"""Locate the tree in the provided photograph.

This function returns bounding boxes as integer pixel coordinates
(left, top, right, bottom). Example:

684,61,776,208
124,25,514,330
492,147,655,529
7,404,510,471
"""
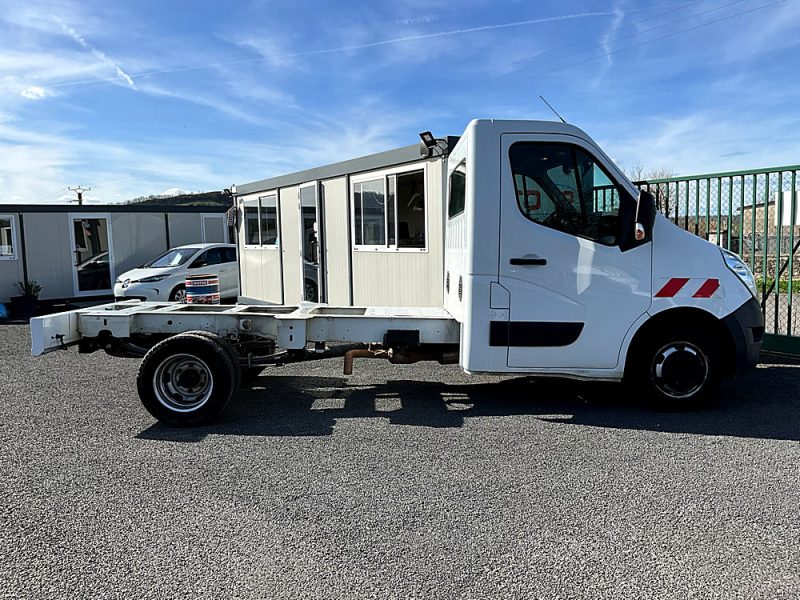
625,163,676,218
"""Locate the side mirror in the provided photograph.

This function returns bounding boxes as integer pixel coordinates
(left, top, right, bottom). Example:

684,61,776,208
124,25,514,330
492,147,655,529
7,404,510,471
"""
190,259,207,269
634,189,656,241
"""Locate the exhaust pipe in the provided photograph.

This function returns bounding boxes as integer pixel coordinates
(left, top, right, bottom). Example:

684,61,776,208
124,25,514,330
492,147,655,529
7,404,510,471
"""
343,348,390,375
343,345,459,374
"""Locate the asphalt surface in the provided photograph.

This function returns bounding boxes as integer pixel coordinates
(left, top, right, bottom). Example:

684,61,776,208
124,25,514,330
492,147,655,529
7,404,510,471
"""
1,324,798,599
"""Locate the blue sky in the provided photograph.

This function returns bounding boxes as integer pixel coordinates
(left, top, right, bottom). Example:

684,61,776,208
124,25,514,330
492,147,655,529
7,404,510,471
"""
1,0,799,204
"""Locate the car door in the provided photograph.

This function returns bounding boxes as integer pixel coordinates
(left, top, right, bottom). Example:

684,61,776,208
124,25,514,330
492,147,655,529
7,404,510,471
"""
190,247,222,279
220,247,239,297
497,134,652,370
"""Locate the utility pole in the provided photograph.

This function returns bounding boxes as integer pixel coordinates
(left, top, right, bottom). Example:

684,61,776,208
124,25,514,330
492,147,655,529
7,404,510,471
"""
68,186,91,205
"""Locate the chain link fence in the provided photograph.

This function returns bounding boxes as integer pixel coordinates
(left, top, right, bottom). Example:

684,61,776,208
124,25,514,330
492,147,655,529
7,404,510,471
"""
636,166,800,350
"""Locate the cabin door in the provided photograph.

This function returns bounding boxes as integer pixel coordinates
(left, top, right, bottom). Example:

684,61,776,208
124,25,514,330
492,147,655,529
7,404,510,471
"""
69,214,115,297
300,183,325,302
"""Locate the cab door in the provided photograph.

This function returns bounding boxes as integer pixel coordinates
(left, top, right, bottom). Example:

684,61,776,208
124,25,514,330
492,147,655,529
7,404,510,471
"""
497,134,651,370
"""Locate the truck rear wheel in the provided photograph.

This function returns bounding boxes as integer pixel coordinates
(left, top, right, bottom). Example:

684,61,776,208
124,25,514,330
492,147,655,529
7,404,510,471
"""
183,330,242,396
137,333,237,426
634,326,721,409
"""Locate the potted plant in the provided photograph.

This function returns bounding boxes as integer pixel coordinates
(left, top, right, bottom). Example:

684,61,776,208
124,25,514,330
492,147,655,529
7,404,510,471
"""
10,280,42,321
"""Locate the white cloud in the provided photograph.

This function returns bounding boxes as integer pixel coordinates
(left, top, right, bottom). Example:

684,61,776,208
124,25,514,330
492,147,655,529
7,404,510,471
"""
600,111,800,175
20,86,47,100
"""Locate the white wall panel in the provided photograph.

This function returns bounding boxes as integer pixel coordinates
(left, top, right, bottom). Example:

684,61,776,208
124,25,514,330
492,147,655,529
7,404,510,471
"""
321,177,351,305
280,186,302,304
168,213,203,247
110,213,168,275
24,213,74,300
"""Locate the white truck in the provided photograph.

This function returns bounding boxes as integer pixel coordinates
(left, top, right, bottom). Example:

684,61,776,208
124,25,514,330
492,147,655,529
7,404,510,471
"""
30,119,764,425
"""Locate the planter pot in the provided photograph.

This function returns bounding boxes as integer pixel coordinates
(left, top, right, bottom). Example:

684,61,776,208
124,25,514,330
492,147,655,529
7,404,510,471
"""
9,295,38,321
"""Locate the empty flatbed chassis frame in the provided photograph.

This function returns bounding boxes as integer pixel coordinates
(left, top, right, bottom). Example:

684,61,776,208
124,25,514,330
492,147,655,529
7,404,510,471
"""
30,300,460,358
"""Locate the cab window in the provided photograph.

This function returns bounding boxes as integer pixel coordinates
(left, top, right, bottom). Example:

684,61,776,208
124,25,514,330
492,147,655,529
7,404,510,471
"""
448,162,466,218
509,142,631,245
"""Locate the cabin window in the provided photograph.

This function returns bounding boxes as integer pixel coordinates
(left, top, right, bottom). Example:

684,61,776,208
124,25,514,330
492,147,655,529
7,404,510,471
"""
395,170,425,248
509,142,631,246
448,163,466,218
352,168,426,251
243,196,279,247
244,204,260,245
259,195,279,246
354,178,386,246
0,216,17,260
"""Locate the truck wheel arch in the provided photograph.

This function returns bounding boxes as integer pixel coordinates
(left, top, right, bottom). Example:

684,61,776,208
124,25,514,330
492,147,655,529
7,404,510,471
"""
624,307,737,380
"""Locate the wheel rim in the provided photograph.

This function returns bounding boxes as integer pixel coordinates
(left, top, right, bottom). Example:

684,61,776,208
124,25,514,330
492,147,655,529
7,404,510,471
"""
651,341,709,399
173,288,186,303
304,283,317,302
153,353,214,412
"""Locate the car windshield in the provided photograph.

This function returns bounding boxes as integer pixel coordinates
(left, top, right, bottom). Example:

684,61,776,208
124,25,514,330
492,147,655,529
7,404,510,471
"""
144,247,200,268
78,251,108,269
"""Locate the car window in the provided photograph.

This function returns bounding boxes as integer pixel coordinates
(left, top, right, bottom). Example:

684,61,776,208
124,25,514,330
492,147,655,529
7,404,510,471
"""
203,248,222,266
147,247,201,268
222,247,237,263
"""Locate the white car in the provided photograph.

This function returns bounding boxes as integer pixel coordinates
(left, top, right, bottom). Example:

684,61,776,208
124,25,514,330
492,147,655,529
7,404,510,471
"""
114,243,238,303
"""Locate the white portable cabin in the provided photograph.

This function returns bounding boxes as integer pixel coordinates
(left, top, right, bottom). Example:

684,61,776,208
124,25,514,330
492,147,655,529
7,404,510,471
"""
0,204,230,303
234,138,459,308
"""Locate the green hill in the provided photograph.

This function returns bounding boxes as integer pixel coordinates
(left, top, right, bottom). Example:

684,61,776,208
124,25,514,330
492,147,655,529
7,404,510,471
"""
125,191,232,207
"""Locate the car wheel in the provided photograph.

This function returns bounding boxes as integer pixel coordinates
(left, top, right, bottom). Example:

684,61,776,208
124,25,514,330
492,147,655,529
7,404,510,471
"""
170,285,187,303
304,279,318,302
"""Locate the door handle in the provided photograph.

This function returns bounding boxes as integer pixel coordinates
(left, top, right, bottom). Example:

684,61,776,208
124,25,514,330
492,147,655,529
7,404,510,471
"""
510,257,547,266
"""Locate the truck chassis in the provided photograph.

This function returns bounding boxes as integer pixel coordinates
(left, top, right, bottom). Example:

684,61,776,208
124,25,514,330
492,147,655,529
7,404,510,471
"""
31,300,461,425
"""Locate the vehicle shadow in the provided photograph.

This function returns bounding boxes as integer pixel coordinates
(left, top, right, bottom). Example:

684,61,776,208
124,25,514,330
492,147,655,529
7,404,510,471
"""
137,356,800,443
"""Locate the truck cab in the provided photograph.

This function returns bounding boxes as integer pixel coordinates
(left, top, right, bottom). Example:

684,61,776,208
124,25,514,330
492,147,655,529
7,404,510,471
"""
445,119,762,403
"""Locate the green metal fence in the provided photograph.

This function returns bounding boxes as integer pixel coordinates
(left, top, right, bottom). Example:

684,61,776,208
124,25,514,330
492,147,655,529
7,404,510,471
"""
635,165,800,355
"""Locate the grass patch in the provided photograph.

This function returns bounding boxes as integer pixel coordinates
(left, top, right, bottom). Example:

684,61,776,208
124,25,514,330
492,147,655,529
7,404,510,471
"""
756,278,800,293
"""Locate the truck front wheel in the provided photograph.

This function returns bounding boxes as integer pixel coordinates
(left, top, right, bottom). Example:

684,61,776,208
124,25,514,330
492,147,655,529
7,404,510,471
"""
137,333,237,426
634,327,721,409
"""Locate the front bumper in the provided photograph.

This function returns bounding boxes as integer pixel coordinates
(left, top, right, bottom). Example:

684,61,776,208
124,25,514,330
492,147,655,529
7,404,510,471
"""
113,282,162,301
722,296,764,375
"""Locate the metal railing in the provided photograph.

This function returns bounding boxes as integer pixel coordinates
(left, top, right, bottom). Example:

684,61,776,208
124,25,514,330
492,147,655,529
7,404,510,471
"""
635,165,800,354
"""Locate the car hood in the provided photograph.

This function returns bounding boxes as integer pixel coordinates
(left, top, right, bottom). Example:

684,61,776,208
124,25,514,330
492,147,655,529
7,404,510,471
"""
117,267,179,283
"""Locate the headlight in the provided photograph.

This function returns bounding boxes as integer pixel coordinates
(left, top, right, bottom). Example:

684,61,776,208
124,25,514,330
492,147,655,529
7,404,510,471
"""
133,274,169,283
721,249,757,298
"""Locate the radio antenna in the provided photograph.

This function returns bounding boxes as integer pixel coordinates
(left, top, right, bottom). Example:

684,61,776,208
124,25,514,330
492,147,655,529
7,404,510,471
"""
539,95,567,124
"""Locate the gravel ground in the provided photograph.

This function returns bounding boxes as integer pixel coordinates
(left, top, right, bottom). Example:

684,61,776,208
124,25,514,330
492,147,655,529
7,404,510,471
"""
1,324,798,599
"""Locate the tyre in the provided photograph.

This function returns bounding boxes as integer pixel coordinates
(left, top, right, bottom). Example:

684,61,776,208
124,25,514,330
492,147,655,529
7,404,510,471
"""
170,285,187,303
183,331,242,396
633,325,720,409
136,333,237,426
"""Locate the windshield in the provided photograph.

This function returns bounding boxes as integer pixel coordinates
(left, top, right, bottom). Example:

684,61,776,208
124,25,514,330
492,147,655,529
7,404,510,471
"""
78,251,108,269
144,247,200,268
